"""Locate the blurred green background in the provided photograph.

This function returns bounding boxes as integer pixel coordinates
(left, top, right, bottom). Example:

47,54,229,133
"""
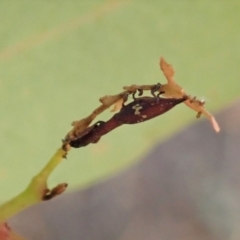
0,0,239,203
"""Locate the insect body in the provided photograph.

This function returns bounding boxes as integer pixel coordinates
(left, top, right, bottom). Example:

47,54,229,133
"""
69,96,186,148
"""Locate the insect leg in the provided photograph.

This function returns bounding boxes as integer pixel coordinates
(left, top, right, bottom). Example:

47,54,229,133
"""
150,83,162,97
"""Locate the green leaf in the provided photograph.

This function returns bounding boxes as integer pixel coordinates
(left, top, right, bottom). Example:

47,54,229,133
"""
0,1,239,203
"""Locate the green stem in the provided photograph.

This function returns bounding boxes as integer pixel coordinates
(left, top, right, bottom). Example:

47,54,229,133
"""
0,148,65,222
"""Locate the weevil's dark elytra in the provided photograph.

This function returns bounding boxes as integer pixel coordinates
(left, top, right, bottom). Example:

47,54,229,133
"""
69,96,186,148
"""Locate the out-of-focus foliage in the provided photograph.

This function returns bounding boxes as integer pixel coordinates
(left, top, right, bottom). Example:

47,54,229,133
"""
0,0,239,202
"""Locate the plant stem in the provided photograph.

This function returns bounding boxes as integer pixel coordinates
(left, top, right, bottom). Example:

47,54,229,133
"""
0,148,66,222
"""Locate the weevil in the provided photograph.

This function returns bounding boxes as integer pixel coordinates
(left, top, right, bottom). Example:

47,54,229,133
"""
69,95,187,148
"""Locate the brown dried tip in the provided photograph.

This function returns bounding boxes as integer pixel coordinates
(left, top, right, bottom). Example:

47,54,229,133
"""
184,98,220,132
64,117,93,144
99,92,129,112
110,98,124,112
99,94,122,106
159,57,220,132
160,57,175,82
64,92,130,145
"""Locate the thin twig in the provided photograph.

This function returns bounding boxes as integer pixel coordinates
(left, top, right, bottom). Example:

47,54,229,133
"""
0,148,66,223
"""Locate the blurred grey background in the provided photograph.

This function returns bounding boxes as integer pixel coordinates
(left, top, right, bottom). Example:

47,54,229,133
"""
10,100,240,240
